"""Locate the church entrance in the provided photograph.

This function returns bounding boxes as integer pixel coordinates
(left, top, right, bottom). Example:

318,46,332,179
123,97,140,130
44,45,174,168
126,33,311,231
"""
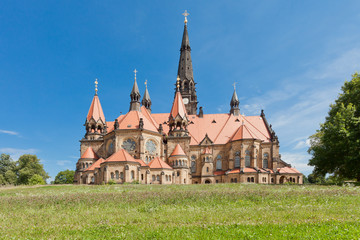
279,176,285,184
205,179,211,184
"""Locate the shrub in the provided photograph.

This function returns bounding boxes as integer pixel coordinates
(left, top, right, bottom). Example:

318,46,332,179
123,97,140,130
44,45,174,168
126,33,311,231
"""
107,179,116,185
28,174,46,185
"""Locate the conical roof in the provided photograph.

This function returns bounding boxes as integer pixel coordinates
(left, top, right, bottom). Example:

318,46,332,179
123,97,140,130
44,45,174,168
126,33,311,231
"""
143,87,151,101
170,91,187,119
81,147,99,159
170,144,187,156
105,149,138,163
149,157,172,169
87,95,105,122
177,24,194,83
231,89,239,106
131,78,140,96
85,158,104,171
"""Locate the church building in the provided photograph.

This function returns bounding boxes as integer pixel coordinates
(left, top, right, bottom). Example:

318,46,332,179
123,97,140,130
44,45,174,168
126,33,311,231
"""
74,12,303,185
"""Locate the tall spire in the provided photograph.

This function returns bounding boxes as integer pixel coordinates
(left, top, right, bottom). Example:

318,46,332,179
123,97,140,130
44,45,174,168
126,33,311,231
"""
230,83,240,116
141,79,152,112
129,69,141,111
176,10,198,115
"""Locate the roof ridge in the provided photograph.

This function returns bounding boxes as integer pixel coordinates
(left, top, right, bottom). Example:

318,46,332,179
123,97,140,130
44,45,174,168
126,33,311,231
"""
242,116,270,140
213,114,232,142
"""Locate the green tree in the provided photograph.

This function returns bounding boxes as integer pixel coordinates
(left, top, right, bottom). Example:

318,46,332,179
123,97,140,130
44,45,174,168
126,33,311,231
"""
0,154,16,176
54,170,75,184
308,73,360,181
28,174,46,185
4,170,17,185
0,174,5,185
16,154,49,185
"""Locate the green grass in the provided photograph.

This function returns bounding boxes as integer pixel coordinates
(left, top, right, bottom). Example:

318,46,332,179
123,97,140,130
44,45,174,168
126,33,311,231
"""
0,184,359,239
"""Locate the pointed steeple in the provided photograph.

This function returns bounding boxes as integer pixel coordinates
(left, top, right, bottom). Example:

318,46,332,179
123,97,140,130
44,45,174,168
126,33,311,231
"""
168,76,189,136
84,79,106,139
129,69,141,111
176,11,197,115
141,79,152,112
230,83,240,116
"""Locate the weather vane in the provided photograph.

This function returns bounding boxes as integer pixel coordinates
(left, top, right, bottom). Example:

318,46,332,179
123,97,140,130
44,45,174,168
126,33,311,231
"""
182,10,189,24
134,69,138,80
95,78,98,95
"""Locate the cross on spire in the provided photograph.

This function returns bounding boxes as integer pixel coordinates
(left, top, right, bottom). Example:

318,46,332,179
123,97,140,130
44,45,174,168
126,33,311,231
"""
182,10,189,24
95,78,98,95
134,69,138,80
145,79,148,89
233,82,237,90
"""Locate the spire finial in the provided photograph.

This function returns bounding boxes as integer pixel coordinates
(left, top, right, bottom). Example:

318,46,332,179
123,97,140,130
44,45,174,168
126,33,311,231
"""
176,75,180,91
95,78,98,95
182,10,189,25
233,82,237,90
134,69,138,81
145,79,148,89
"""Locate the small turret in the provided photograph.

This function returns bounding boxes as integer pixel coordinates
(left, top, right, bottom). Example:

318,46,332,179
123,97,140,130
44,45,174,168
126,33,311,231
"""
84,79,106,140
129,69,141,111
230,84,240,116
141,79,152,113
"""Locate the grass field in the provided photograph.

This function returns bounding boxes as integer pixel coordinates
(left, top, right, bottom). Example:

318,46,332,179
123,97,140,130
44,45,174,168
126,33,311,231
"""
0,184,360,239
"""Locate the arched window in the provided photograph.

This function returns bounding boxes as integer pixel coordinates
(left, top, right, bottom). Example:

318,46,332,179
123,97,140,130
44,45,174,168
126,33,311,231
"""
247,177,250,182
146,156,148,163
251,177,254,182
141,174,144,181
245,150,251,167
263,153,269,168
120,172,124,179
91,176,94,183
191,161,196,173
111,172,114,179
176,160,178,166
86,163,89,168
234,151,240,168
216,155,222,170
234,178,237,183
177,171,180,176
231,178,234,183
157,175,160,181
115,171,119,179
131,171,135,180
166,175,168,181
169,175,171,181
152,175,155,181
206,167,209,172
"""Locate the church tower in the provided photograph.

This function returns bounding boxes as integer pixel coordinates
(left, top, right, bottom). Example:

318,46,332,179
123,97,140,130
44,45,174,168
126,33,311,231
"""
84,79,107,140
230,85,240,116
176,10,198,115
141,80,152,113
129,69,141,111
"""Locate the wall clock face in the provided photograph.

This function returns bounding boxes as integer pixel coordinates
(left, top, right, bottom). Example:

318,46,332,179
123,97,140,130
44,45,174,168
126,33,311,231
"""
183,98,189,104
146,140,156,154
122,139,136,152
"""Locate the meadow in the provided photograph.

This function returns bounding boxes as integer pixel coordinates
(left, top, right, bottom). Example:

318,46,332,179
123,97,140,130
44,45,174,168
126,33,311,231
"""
0,184,359,239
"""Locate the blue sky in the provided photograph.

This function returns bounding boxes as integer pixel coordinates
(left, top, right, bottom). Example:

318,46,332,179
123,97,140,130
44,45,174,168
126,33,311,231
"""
1,1,360,181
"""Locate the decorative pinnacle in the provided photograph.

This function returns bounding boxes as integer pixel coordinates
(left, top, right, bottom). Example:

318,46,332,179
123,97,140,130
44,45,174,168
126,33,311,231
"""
176,75,180,91
182,10,189,25
134,69,138,81
95,78,98,95
145,79,148,89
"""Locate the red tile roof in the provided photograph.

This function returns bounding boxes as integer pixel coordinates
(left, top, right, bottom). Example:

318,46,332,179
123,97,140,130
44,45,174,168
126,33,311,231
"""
107,106,158,133
87,95,105,122
81,147,99,159
214,170,226,176
170,144,187,156
148,157,172,169
135,159,148,167
151,113,271,145
170,91,187,119
105,149,138,163
85,158,104,171
277,167,301,174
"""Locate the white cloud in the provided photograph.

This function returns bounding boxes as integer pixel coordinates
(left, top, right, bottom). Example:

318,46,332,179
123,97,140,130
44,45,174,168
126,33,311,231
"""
56,160,72,166
281,152,313,176
0,148,38,160
0,129,19,136
293,139,311,150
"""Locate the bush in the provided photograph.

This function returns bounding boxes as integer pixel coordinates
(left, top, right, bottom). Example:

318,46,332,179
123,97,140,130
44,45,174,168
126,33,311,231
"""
107,179,116,185
28,174,46,185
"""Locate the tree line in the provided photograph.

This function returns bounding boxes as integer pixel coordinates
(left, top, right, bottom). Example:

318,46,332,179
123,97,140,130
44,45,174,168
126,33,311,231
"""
0,154,74,185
